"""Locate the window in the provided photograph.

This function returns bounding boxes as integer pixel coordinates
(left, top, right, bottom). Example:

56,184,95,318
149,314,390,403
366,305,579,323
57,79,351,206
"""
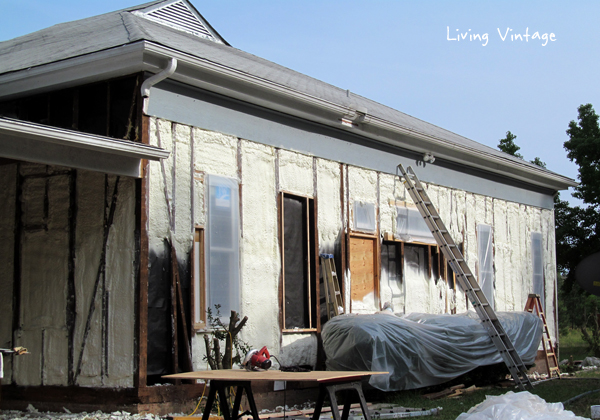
206,175,240,323
353,201,376,233
531,232,545,309
396,206,435,244
477,224,495,309
381,242,403,308
281,193,317,331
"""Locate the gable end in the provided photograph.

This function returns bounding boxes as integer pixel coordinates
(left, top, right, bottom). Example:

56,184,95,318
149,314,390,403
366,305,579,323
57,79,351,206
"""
132,0,223,43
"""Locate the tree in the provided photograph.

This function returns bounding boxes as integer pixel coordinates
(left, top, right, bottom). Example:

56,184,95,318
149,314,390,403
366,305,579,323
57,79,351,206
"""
556,104,600,356
558,104,600,288
498,130,523,158
565,104,600,208
203,305,250,370
530,157,546,168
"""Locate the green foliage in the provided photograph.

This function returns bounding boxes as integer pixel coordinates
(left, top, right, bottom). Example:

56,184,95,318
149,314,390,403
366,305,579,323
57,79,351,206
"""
497,130,545,166
580,295,600,357
556,103,600,355
383,378,600,420
204,305,251,369
498,130,523,158
530,156,547,168
565,104,600,208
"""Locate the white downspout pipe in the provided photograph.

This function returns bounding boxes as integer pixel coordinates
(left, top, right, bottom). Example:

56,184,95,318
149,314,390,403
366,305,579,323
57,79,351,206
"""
141,57,178,114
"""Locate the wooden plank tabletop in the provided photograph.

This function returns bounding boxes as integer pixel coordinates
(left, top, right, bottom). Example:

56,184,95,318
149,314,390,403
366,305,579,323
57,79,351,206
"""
163,370,387,382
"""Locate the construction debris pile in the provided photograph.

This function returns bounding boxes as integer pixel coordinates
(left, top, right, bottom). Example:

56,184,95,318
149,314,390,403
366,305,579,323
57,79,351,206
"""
322,311,542,391
0,406,161,420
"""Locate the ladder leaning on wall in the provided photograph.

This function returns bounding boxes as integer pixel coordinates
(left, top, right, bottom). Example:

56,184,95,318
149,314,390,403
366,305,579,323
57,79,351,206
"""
320,254,344,320
524,294,561,379
397,164,533,391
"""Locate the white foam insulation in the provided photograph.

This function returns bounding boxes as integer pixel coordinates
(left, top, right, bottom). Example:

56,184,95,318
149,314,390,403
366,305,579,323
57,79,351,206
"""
1,162,136,388
144,116,558,370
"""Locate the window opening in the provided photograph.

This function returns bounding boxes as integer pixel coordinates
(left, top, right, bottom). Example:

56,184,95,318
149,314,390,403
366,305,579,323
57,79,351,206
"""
381,241,403,309
281,193,317,331
531,232,545,310
396,206,435,244
477,224,494,309
207,175,240,323
404,244,429,282
353,201,376,233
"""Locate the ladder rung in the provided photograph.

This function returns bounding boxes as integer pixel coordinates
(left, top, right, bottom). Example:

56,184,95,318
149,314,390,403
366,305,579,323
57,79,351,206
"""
398,164,532,391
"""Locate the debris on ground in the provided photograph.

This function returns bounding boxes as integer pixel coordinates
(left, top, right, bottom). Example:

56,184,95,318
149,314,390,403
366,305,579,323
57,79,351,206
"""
456,391,587,420
335,404,442,420
422,384,484,400
0,408,163,420
581,357,600,368
240,403,441,419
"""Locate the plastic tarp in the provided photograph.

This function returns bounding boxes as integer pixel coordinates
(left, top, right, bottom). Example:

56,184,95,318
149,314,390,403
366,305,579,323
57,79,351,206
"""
456,391,587,420
322,311,543,391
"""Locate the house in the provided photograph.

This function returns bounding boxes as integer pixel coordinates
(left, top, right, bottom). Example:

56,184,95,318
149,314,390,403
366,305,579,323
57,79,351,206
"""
0,0,576,414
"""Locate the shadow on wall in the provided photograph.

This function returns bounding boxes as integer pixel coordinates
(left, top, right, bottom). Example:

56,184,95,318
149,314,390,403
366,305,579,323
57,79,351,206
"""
147,238,191,385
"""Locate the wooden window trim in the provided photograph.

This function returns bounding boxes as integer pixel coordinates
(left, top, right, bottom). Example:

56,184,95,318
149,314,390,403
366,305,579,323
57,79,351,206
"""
192,226,206,330
280,192,318,332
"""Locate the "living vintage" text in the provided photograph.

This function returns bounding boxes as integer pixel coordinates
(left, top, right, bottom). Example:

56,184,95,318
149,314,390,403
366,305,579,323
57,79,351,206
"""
446,27,556,46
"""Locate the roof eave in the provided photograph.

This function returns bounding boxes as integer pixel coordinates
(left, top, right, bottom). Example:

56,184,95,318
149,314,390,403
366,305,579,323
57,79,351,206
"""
0,42,149,100
0,41,577,190
0,117,169,177
142,43,577,192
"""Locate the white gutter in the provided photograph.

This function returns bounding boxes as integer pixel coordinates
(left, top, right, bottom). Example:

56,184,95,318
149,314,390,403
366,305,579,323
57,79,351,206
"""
0,41,576,190
140,43,577,191
0,117,169,160
0,117,169,178
141,57,177,114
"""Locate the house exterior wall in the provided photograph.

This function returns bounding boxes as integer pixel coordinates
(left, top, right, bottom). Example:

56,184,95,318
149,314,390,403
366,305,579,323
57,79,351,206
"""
145,115,557,371
149,82,556,210
0,163,136,387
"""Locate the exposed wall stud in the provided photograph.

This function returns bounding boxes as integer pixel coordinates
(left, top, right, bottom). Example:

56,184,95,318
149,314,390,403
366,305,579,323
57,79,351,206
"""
66,169,77,385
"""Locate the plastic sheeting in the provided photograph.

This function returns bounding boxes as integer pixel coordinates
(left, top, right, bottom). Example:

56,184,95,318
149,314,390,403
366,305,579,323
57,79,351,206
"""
456,391,587,420
322,311,543,391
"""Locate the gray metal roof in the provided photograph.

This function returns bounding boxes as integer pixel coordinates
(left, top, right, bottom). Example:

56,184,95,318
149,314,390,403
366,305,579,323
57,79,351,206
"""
0,0,575,189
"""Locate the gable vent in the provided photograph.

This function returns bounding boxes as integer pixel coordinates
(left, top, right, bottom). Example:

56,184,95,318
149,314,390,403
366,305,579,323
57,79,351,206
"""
135,1,221,42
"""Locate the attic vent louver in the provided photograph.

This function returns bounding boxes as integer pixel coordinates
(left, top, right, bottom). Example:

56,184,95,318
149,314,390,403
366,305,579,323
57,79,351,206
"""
134,0,221,43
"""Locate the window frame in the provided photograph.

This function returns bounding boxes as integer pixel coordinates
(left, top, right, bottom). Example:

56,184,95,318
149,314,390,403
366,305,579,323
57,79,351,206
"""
280,191,319,333
352,200,377,234
192,227,206,330
531,232,545,310
477,224,495,309
205,174,241,325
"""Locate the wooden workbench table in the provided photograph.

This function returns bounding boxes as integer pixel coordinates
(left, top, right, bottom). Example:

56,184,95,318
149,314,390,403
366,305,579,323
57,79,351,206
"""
164,370,387,420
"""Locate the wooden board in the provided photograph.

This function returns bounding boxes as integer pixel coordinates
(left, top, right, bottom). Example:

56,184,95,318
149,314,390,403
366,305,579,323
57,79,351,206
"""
163,370,387,383
349,236,377,301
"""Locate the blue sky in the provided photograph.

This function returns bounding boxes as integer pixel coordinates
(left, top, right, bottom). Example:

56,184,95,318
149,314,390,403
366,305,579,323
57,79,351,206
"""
1,1,598,204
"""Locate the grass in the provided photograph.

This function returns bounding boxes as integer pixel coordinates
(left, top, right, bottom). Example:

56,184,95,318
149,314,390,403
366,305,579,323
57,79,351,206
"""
560,328,590,362
376,330,600,420
380,374,600,420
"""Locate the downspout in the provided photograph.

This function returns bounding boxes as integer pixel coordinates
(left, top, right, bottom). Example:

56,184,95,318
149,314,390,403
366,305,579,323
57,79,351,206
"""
141,57,178,114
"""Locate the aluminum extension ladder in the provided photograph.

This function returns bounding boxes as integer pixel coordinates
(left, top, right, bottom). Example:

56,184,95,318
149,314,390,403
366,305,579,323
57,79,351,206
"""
397,164,533,390
524,294,561,379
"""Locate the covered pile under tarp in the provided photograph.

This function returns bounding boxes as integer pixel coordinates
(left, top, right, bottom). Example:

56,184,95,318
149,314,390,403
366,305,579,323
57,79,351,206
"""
322,311,543,391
